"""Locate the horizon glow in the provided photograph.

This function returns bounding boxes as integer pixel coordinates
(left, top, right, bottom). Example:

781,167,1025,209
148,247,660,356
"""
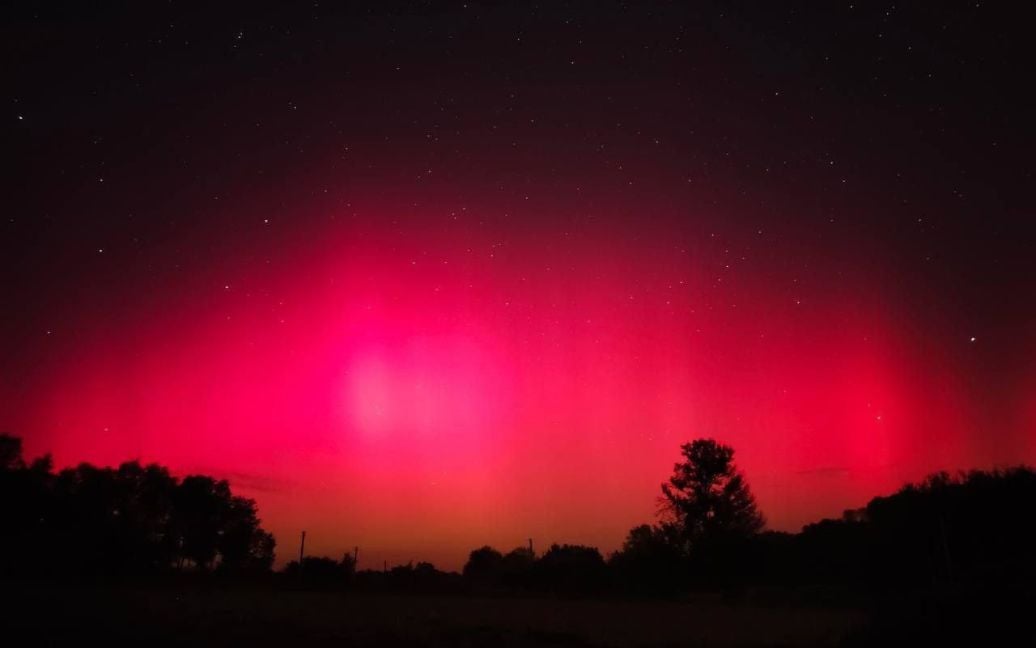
5,4,1033,573
8,188,1032,571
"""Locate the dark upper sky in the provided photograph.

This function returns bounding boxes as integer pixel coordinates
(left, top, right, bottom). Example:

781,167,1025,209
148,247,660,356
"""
3,2,1034,567
7,2,1034,328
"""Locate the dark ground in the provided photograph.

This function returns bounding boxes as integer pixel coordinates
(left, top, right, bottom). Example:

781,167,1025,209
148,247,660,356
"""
1,586,863,647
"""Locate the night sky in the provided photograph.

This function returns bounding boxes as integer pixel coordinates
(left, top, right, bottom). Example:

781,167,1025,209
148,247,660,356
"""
4,2,1034,570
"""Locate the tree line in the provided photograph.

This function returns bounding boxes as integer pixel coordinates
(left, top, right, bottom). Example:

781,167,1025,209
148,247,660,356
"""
2,433,1034,598
0,435,274,580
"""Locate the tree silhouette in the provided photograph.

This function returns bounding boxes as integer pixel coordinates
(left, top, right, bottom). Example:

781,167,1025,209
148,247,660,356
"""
218,495,276,574
0,434,25,470
500,545,535,588
863,467,1036,587
0,434,274,579
660,438,764,551
532,544,607,593
462,545,504,585
608,524,685,595
173,475,232,569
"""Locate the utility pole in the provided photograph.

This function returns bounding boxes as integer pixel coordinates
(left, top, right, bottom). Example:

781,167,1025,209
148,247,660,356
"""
528,537,534,556
353,546,359,566
299,530,306,564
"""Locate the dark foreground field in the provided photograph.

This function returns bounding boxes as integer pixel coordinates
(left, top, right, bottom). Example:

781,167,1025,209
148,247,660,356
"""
1,587,864,647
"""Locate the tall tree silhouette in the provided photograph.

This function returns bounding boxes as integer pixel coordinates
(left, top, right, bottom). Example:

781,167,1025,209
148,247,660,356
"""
660,438,764,550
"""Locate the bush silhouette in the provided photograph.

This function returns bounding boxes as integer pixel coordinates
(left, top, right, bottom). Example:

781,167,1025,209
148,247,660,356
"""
608,524,686,596
283,555,353,588
500,545,536,589
462,545,505,586
531,544,607,594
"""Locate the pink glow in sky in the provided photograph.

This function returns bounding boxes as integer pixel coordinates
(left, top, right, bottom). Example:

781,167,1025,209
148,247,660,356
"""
7,183,1033,571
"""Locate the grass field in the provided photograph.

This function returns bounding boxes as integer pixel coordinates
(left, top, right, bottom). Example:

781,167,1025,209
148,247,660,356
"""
2,587,864,646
